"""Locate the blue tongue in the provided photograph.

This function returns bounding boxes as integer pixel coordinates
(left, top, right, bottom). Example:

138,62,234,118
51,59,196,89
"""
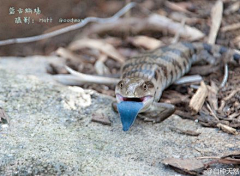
117,101,144,131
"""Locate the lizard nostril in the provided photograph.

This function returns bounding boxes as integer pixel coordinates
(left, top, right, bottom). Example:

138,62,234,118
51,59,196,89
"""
134,92,138,97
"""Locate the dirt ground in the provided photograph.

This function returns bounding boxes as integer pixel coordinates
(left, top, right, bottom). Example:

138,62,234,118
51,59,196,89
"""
1,0,240,56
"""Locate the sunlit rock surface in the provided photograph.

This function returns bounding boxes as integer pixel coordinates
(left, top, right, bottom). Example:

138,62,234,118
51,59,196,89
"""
0,56,239,175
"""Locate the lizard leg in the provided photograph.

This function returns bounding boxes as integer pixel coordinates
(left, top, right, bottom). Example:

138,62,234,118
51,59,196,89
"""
112,101,118,112
138,102,175,123
195,50,218,65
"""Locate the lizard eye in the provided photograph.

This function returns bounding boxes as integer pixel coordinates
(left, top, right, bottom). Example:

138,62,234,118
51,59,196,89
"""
119,82,123,89
143,83,148,91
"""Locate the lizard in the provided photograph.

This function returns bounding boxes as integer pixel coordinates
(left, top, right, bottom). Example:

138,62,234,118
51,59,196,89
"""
112,42,240,131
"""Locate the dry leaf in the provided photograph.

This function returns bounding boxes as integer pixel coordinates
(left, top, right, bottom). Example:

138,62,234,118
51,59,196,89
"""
208,0,223,44
103,37,122,47
207,81,218,111
203,151,240,166
170,12,204,25
190,81,208,113
219,151,240,165
217,123,238,135
163,158,205,175
128,36,162,50
68,38,125,64
149,14,205,41
169,126,201,136
165,1,194,15
164,152,240,175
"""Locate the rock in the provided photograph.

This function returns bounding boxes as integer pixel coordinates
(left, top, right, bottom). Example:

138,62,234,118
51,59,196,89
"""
0,56,239,175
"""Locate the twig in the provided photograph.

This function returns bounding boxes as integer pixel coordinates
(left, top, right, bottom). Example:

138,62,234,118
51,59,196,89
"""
0,2,136,46
85,14,204,41
228,112,239,119
218,100,225,111
169,126,201,136
223,88,240,101
54,74,90,86
65,66,120,85
220,64,228,88
197,156,220,160
221,22,240,32
206,103,219,121
164,1,195,15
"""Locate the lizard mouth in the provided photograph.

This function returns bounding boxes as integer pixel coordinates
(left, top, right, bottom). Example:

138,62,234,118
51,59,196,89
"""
116,94,152,103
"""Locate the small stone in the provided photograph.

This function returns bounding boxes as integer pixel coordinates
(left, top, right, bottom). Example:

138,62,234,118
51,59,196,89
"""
91,113,111,126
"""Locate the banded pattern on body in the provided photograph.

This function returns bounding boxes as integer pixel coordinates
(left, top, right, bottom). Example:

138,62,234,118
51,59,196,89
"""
115,42,240,131
121,42,240,94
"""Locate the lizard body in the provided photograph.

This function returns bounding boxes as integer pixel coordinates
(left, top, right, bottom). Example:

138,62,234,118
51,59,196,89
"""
114,42,240,130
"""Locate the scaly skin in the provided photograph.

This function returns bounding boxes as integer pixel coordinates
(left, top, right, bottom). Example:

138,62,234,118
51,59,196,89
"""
114,42,240,122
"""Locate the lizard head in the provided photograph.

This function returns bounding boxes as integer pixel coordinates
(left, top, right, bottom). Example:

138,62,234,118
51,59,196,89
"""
115,77,155,111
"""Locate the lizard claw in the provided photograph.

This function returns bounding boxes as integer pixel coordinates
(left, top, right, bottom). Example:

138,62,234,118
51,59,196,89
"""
144,117,156,123
144,117,149,121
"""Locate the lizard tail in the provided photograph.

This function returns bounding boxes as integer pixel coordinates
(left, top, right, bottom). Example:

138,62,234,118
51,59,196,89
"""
201,43,240,62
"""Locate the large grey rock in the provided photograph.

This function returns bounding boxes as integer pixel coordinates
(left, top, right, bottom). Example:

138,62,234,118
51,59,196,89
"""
0,56,239,176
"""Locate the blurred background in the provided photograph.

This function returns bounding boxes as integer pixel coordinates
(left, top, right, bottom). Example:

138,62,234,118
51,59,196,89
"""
0,0,128,56
1,0,240,56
